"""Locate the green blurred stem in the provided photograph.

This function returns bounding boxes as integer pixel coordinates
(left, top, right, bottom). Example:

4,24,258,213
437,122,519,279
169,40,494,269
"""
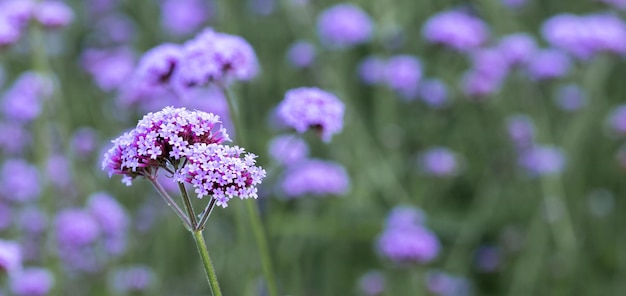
192,230,223,296
508,210,548,296
219,84,279,296
148,177,192,231
178,182,198,229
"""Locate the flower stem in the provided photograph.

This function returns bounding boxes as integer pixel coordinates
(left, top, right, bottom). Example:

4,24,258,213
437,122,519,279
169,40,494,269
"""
178,182,198,229
197,197,217,231
148,177,192,231
192,230,223,296
220,84,279,296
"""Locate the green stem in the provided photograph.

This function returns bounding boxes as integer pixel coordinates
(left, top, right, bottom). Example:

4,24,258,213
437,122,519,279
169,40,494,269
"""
178,182,198,229
148,177,192,230
220,84,279,296
192,230,223,296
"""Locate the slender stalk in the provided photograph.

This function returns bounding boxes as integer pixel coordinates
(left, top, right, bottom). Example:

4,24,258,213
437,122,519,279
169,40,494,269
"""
219,84,279,296
148,177,192,230
197,197,218,231
192,230,223,296
178,182,198,229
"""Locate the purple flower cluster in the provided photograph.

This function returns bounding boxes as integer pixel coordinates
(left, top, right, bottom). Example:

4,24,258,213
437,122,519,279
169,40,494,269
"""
87,192,129,254
600,0,626,9
0,159,41,203
497,33,537,66
268,135,309,165
316,3,373,49
286,41,316,68
426,270,471,296
10,268,55,296
542,14,626,60
418,147,461,177
277,87,345,142
281,159,349,198
607,105,626,136
111,265,155,293
357,270,385,296
462,49,509,98
0,0,73,47
161,0,211,36
0,239,21,274
419,79,449,108
506,114,536,151
422,10,489,52
1,72,53,123
358,56,386,85
525,49,571,80
81,47,136,92
102,107,265,207
555,84,587,112
358,55,423,100
518,145,566,176
377,206,440,264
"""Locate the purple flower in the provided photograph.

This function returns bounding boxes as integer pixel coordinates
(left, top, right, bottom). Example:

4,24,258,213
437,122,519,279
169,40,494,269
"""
93,14,136,44
173,28,259,90
87,192,129,254
248,0,275,16
81,47,135,91
161,0,211,36
316,3,373,48
498,33,537,66
56,209,101,248
555,84,587,112
0,240,21,274
518,145,566,175
422,10,489,52
34,1,74,29
277,87,345,142
10,268,54,296
608,105,626,136
0,0,35,29
17,207,48,235
358,270,385,296
0,202,12,230
2,72,53,122
0,159,40,202
526,49,571,80
461,70,504,98
0,122,31,154
268,135,309,165
286,41,316,68
71,127,98,157
111,265,155,293
418,147,460,177
506,114,535,151
358,56,386,85
281,159,349,197
377,223,440,264
419,78,449,108
384,55,422,100
0,15,21,47
474,246,501,272
502,0,527,9
426,270,471,296
46,155,72,190
134,43,183,87
386,206,426,229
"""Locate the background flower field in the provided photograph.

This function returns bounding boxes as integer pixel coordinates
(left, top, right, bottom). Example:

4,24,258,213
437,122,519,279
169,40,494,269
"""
1,0,626,295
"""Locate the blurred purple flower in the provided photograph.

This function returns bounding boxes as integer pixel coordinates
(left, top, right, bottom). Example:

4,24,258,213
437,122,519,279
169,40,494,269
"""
600,0,626,9
134,43,183,87
384,55,422,100
475,246,502,272
281,159,349,197
0,159,40,203
418,147,461,177
526,49,571,80
358,270,385,296
317,3,373,48
93,14,136,44
518,145,566,175
0,202,11,230
0,0,35,29
161,0,211,36
608,105,626,136
2,72,53,122
18,207,48,235
111,265,155,293
46,155,72,190
419,78,449,108
0,15,21,47
268,135,309,165
277,87,345,142
358,56,386,85
87,192,129,255
377,223,440,264
386,206,426,229
10,268,54,296
0,239,22,274
55,209,101,248
498,33,537,66
71,127,98,157
506,114,535,151
422,10,489,52
426,270,471,296
470,48,509,83
286,41,316,68
34,1,74,29
81,47,135,91
0,122,31,154
461,70,504,98
555,84,587,112
248,0,275,16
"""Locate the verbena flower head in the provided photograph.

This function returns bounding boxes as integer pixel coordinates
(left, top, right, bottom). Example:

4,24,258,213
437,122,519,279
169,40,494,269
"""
161,0,211,36
555,84,587,112
277,87,345,142
0,159,40,203
134,43,183,87
46,155,72,190
461,70,504,98
17,207,48,235
316,3,373,48
526,49,571,80
281,159,349,197
377,209,440,264
419,78,449,108
518,145,566,176
0,239,21,274
102,107,265,208
0,202,12,231
34,1,74,29
0,122,31,155
111,265,155,293
0,0,35,30
498,33,537,66
0,15,21,47
506,114,535,151
384,55,422,100
10,267,55,296
268,135,309,165
81,47,135,91
358,270,385,296
358,56,386,85
55,209,101,248
418,147,461,177
286,41,316,68
93,14,136,45
1,72,53,122
422,10,489,52
386,206,427,229
173,28,259,91
474,245,502,273
426,270,471,296
71,127,98,157
87,192,129,254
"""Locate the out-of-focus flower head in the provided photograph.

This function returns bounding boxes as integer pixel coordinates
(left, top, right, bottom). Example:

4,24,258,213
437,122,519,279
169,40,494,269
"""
518,145,566,176
55,209,101,249
0,159,40,203
87,192,129,255
268,135,309,165
600,0,626,9
17,207,48,235
0,122,31,155
386,206,427,229
46,155,73,190
34,1,74,29
134,43,183,88
1,72,53,122
111,265,155,293
286,41,316,68
419,78,449,108
277,87,345,142
0,202,12,231
377,207,440,264
474,245,502,272
358,56,386,85
469,48,509,82
281,159,349,197
607,104,626,136
93,14,136,45
248,0,275,16
0,240,21,274
555,84,587,112
383,55,422,100
506,114,535,151
526,49,571,80
71,127,99,157
357,270,385,296
423,10,489,52
10,267,55,296
542,14,626,60
316,3,373,49
0,15,22,47
461,70,504,98
426,270,471,296
418,147,461,177
0,0,35,29
161,0,211,36
498,33,537,66
81,47,135,91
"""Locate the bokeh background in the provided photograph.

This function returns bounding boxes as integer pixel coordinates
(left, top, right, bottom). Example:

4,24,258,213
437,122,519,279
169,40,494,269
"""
1,0,626,295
